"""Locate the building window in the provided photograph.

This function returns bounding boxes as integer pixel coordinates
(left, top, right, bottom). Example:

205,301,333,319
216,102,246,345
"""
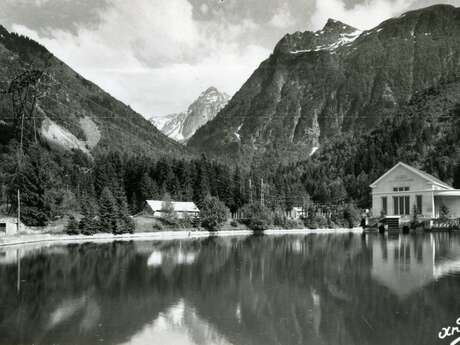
393,196,410,215
381,197,387,215
393,187,410,192
405,196,410,214
416,195,422,214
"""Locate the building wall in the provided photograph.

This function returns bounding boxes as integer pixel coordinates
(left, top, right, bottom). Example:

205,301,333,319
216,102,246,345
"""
371,165,438,220
0,221,18,236
153,211,199,219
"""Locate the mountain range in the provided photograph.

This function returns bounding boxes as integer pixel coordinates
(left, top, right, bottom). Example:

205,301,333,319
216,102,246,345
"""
151,87,229,143
188,4,460,166
0,25,187,158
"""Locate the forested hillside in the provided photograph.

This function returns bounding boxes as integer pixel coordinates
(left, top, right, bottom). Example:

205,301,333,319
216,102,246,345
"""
266,80,460,209
0,24,189,227
189,5,460,166
0,25,187,157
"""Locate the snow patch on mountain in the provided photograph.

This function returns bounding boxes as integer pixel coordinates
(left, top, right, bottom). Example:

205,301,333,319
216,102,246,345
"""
234,124,243,141
310,146,319,156
290,28,362,54
150,113,187,142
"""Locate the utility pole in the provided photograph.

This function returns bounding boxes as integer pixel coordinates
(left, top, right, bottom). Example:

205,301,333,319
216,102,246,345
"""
249,178,253,204
17,248,21,294
17,189,20,233
260,178,264,207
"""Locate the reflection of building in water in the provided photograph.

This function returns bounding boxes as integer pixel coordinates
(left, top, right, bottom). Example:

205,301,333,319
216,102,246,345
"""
135,242,198,270
0,248,20,265
0,245,68,266
371,234,460,298
147,248,197,271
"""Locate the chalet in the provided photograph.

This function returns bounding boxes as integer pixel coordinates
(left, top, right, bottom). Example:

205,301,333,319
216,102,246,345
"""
370,162,460,221
144,200,199,219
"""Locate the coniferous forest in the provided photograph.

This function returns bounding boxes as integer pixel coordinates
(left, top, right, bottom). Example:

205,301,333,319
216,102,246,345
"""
1,85,460,232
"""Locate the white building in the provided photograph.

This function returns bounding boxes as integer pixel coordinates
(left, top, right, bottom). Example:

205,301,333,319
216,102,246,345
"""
287,207,303,219
0,217,21,236
144,200,199,219
370,162,460,221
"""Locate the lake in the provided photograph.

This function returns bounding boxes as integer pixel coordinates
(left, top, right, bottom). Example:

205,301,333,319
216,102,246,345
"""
0,233,459,345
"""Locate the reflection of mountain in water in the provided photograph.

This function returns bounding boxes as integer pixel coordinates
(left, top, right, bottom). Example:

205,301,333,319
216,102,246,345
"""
121,299,232,345
0,235,459,345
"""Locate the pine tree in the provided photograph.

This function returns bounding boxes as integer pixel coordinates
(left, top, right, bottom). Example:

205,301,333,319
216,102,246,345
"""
230,167,244,216
113,185,134,234
12,145,55,226
98,187,118,233
66,215,80,235
139,173,157,200
193,162,210,207
79,193,98,235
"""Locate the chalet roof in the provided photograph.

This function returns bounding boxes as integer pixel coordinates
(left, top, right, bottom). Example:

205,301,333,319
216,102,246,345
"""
370,162,453,189
146,200,199,213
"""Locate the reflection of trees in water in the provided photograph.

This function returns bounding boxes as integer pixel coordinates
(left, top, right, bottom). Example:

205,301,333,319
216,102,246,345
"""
177,235,370,345
0,242,178,345
0,234,459,345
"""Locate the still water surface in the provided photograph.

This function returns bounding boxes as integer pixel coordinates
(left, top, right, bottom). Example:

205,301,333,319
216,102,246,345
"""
0,233,460,345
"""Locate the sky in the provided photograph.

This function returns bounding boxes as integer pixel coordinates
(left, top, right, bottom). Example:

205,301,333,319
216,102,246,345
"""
0,0,458,117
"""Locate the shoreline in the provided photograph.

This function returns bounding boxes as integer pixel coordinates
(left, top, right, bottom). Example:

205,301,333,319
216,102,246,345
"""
0,228,364,248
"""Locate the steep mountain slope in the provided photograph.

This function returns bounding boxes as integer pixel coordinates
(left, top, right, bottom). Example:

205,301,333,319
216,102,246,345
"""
270,78,460,208
151,87,229,142
189,5,460,165
0,25,188,158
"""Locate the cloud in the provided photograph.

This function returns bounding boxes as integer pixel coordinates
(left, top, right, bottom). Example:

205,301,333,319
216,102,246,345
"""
5,0,454,117
270,3,295,28
311,0,415,30
0,0,109,35
10,0,270,116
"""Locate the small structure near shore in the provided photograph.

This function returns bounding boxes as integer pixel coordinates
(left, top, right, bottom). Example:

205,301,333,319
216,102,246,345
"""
0,217,24,236
144,200,199,219
287,207,304,219
370,162,460,228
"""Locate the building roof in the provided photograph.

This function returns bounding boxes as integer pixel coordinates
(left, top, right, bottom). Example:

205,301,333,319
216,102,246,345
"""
0,217,18,224
146,200,199,213
370,162,453,189
434,190,460,197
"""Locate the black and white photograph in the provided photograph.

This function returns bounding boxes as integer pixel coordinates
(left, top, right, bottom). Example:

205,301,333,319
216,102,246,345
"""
0,0,460,344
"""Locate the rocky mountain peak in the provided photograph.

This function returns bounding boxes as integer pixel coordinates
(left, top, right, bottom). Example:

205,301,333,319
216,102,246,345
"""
322,19,356,33
203,86,219,94
274,17,361,55
151,86,229,143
